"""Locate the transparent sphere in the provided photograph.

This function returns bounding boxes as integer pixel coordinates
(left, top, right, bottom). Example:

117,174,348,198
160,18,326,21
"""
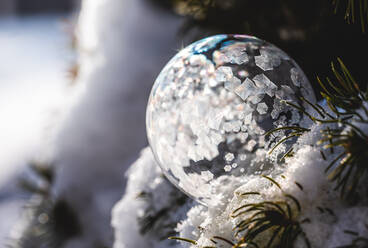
146,34,315,205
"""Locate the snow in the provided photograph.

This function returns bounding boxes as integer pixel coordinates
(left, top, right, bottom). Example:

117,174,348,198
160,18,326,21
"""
112,148,191,248
0,15,72,187
0,15,73,245
111,148,163,248
113,103,368,247
51,0,185,247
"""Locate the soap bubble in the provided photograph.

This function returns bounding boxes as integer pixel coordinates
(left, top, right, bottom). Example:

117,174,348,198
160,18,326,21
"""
146,34,315,205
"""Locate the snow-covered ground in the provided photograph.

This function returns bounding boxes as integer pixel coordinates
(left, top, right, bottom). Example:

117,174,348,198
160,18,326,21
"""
0,15,73,245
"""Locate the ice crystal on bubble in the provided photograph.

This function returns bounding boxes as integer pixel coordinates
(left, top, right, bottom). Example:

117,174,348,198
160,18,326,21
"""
224,153,235,162
255,55,273,71
245,139,257,151
249,93,264,104
234,78,257,100
239,154,247,161
215,66,233,82
290,67,302,87
238,132,248,143
221,45,249,65
255,48,282,71
224,165,232,172
243,113,253,125
276,85,295,100
271,99,285,120
201,171,214,182
231,120,242,132
146,34,315,205
224,76,241,91
232,53,249,65
257,102,268,114
253,73,278,97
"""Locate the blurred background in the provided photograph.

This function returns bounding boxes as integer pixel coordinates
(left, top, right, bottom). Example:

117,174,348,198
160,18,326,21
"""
0,1,184,247
0,0,79,14
0,0,80,245
0,0,367,248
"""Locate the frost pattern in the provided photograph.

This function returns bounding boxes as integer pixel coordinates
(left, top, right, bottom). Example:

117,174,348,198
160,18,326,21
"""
146,35,315,205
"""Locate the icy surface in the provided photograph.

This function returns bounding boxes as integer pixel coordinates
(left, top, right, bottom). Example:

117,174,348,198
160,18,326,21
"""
146,34,316,205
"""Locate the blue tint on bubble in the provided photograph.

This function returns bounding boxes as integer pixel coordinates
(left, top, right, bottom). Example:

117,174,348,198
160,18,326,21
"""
191,34,227,54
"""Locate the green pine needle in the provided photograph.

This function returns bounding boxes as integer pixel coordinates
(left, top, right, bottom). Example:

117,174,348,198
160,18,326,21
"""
172,177,309,248
266,58,368,198
333,0,368,32
232,178,310,248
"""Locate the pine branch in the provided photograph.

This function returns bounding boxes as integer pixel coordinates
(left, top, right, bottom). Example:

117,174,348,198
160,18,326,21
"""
306,59,368,197
7,162,83,248
231,177,310,248
172,0,214,19
136,175,189,239
266,59,368,198
170,177,310,248
266,127,310,160
333,0,368,32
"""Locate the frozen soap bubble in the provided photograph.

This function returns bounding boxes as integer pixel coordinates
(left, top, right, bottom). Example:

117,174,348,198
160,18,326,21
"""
146,34,316,205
